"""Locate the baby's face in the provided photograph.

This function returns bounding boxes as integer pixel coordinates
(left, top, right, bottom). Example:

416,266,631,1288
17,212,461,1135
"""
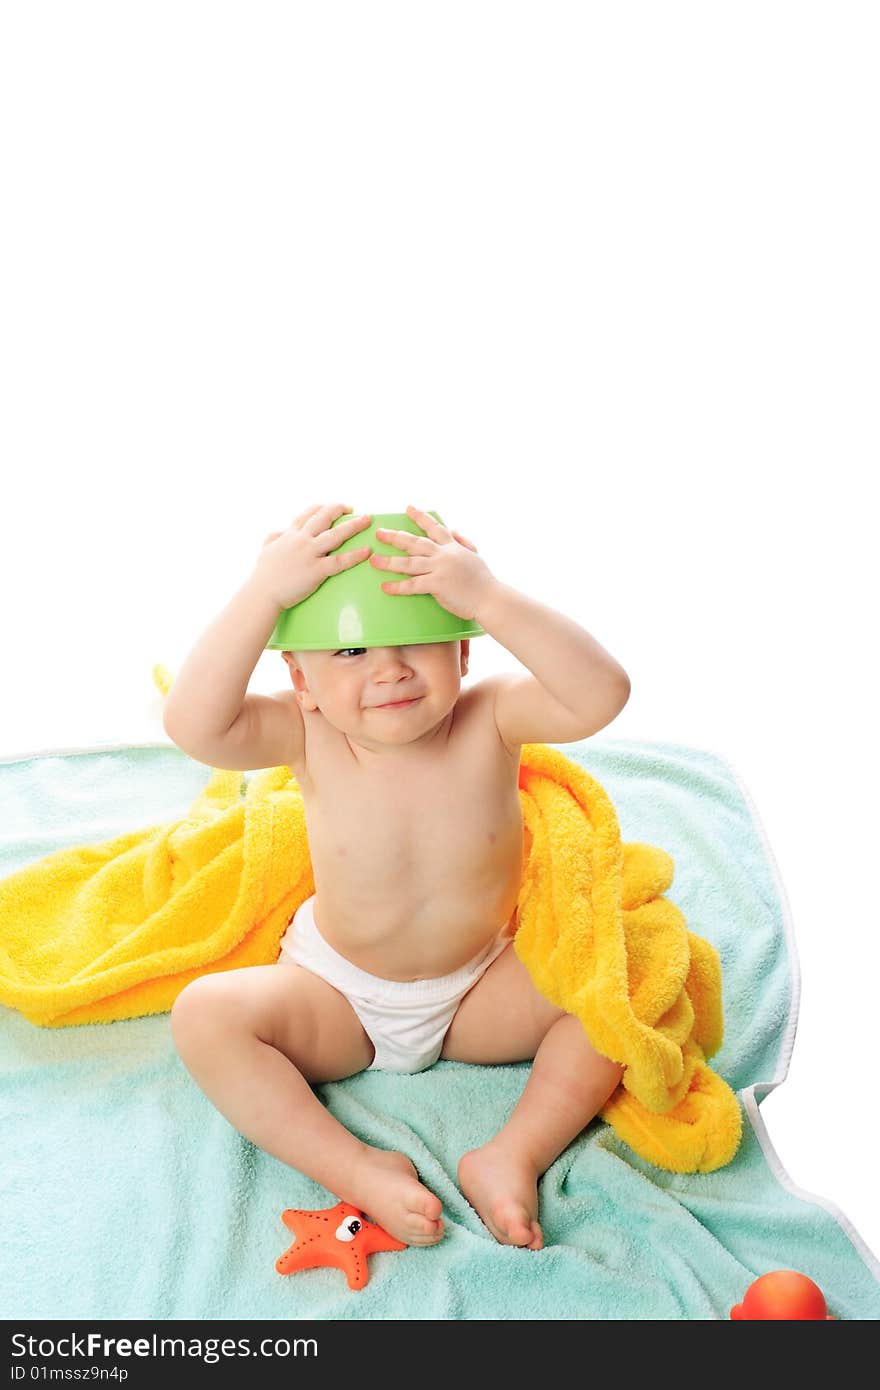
282,640,469,747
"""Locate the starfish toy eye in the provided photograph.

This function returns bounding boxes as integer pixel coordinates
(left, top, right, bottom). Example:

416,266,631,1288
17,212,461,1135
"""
336,1216,362,1241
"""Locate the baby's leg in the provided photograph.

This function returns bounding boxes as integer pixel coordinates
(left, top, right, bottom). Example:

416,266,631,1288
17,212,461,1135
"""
441,945,624,1250
170,963,444,1245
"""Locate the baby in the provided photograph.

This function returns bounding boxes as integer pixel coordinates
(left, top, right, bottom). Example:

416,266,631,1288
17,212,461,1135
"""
163,502,631,1251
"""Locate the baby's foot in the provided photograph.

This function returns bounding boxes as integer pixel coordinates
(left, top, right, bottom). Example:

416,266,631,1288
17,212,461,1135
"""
457,1141,543,1250
347,1147,444,1247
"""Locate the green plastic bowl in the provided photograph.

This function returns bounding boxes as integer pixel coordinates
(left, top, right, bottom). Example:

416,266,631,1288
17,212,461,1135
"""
266,511,486,651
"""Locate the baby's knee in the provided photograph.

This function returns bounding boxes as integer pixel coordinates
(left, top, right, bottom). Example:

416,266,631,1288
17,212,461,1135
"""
170,972,241,1052
590,1048,625,1098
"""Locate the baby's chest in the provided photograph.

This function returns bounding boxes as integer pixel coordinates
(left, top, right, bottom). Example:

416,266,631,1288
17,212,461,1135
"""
305,759,521,876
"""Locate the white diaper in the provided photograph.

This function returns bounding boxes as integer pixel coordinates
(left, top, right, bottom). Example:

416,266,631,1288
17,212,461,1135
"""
277,894,511,1074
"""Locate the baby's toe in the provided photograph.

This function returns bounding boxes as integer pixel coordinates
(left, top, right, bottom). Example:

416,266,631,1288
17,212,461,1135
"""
408,1215,445,1246
422,1193,443,1222
497,1202,534,1247
410,1182,442,1222
403,1181,444,1242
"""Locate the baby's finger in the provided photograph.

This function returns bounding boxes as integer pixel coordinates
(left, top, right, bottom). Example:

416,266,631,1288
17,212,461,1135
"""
327,544,371,574
406,504,447,534
290,504,327,529
371,554,430,574
329,514,373,552
451,528,478,552
309,503,356,537
375,527,430,554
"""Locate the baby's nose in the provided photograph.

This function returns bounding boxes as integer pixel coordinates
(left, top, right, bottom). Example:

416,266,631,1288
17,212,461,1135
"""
371,647,410,670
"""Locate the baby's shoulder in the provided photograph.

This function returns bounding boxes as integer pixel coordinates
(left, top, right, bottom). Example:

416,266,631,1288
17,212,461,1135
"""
455,676,519,759
461,674,502,714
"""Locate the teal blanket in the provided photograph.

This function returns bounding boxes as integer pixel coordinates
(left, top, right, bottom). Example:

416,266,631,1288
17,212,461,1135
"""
2,739,878,1320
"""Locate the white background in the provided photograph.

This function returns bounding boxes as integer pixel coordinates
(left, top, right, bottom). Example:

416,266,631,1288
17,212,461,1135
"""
2,4,878,1267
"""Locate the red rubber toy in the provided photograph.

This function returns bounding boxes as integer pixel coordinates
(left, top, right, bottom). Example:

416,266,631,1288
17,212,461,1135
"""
731,1270,834,1320
275,1200,407,1291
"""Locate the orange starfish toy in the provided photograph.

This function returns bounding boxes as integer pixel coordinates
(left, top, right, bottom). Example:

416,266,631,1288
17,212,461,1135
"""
275,1200,408,1291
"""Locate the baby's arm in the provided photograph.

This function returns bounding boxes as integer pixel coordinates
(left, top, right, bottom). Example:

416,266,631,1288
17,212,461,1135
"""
163,504,372,771
475,581,631,748
162,575,303,772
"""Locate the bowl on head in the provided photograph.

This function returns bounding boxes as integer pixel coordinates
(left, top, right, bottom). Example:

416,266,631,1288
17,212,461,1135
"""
265,510,486,652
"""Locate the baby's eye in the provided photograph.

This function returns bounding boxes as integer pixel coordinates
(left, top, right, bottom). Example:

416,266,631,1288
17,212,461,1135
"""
335,648,366,657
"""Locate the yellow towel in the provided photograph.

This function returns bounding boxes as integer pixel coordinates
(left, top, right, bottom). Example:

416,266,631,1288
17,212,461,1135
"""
514,742,741,1174
0,689,741,1174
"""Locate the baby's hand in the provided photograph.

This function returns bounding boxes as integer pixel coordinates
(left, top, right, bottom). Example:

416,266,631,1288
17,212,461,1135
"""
369,505,496,621
253,503,373,610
